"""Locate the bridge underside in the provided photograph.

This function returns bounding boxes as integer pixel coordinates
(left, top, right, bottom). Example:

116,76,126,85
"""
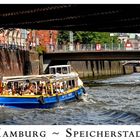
44,51,140,61
1,4,140,32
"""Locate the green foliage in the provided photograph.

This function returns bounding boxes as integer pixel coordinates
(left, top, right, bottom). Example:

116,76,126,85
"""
36,45,46,54
57,31,119,46
58,31,69,44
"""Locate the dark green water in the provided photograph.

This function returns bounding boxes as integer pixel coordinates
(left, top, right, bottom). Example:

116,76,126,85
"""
1,73,140,125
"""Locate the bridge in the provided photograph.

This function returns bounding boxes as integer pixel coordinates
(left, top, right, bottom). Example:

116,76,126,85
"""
0,4,140,33
122,61,140,66
1,4,140,61
0,4,140,75
43,50,140,61
43,49,140,73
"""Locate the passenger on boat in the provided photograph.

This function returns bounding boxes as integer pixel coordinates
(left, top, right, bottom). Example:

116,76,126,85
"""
60,88,64,93
0,80,3,94
54,83,64,94
18,83,25,95
37,83,43,95
24,82,32,95
59,82,64,93
0,87,3,95
29,83,36,95
23,80,30,90
55,83,60,93
55,87,60,94
62,81,67,90
8,88,12,95
2,84,9,95
42,86,46,95
15,84,22,96
41,81,46,95
47,84,52,95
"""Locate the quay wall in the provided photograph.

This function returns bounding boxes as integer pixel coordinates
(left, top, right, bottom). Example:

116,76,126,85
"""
0,49,134,77
0,49,39,76
68,61,134,78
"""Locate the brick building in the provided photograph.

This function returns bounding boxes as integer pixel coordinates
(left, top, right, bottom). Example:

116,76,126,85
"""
0,29,58,50
27,30,58,51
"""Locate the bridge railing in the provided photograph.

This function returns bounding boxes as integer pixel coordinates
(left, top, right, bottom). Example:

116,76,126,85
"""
1,42,140,53
46,43,127,52
0,43,32,51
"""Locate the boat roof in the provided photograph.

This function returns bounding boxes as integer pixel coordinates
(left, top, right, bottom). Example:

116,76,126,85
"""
49,65,71,68
2,74,53,81
2,74,78,83
2,74,53,79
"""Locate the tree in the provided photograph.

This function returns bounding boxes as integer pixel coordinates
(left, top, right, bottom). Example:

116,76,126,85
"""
57,31,119,46
57,31,69,44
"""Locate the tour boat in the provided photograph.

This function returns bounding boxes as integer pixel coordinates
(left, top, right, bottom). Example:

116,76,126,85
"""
0,65,86,109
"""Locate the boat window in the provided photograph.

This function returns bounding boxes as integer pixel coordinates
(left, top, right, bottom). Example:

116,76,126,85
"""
62,67,68,74
75,79,78,87
14,82,18,89
71,80,75,88
7,82,12,89
50,68,56,74
68,80,72,89
56,67,61,74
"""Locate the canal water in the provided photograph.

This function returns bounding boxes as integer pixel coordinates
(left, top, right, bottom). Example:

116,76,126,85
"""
1,73,140,125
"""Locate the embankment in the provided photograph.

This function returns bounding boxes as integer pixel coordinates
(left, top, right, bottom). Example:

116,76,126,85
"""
0,49,134,77
0,49,39,76
68,61,134,78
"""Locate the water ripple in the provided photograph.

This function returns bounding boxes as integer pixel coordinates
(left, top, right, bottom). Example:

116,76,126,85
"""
1,73,140,125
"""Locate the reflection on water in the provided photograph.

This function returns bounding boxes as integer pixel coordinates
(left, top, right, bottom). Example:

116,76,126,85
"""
1,73,140,125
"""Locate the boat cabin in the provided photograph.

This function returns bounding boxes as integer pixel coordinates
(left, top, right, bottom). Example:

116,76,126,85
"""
0,74,79,96
49,65,71,74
